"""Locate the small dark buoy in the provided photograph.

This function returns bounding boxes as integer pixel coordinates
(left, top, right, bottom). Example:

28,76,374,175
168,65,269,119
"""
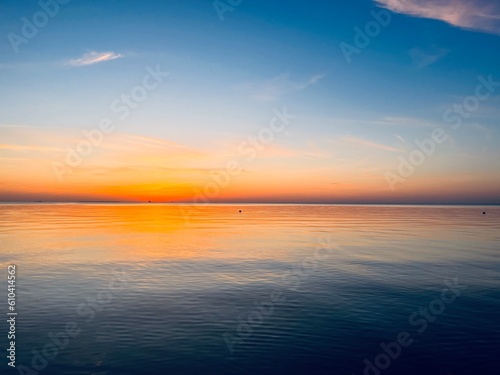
239,210,242,213
149,201,151,203
483,212,486,215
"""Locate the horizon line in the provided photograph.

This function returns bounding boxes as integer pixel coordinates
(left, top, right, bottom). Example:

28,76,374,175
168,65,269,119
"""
0,201,499,206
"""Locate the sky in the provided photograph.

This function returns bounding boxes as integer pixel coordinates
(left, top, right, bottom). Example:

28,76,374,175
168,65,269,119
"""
0,0,499,204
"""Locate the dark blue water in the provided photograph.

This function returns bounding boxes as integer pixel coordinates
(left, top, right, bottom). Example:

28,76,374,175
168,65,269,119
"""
0,204,499,374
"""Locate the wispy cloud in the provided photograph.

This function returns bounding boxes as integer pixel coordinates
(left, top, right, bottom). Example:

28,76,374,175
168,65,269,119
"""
341,136,404,153
410,46,450,68
241,73,326,101
119,134,196,152
0,144,63,152
375,0,500,34
374,116,437,127
394,134,406,145
67,51,124,67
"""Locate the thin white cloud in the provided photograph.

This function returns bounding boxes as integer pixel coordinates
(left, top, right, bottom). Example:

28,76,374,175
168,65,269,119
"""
341,136,404,153
325,116,436,128
241,73,326,102
67,51,124,67
374,116,436,127
410,47,450,68
375,0,500,34
394,134,406,145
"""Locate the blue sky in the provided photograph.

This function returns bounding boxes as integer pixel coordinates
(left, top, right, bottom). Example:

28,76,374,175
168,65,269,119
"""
0,0,499,203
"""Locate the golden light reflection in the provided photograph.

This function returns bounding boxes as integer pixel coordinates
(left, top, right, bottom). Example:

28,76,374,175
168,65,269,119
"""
1,204,494,272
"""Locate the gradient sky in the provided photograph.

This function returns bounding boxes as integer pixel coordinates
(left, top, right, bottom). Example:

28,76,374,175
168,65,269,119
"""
1,0,499,203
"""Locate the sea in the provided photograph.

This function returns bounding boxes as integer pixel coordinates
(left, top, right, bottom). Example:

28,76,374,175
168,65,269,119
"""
0,204,499,375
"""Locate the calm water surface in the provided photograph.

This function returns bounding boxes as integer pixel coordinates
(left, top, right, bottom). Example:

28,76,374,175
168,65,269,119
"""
0,204,499,374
